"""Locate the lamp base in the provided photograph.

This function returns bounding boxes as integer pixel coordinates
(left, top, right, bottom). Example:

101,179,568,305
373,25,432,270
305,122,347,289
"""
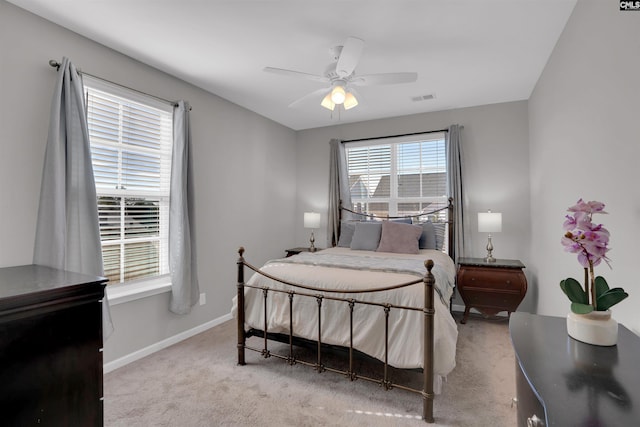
309,231,316,252
485,235,496,262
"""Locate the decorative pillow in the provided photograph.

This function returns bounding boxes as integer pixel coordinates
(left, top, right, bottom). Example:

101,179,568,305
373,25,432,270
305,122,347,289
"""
376,221,423,254
434,223,446,251
350,222,382,251
337,222,356,247
418,221,437,250
390,217,413,224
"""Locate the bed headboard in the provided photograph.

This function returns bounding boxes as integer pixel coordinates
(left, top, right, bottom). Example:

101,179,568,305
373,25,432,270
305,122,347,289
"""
338,197,455,260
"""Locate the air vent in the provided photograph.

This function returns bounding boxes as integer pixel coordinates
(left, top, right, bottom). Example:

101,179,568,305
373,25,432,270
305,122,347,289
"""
411,94,435,102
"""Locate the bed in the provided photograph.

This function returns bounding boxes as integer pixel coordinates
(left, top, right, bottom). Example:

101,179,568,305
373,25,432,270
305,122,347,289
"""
232,202,458,423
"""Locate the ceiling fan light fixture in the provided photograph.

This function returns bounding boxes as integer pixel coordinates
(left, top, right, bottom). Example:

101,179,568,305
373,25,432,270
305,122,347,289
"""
343,92,358,110
331,85,346,104
321,93,335,110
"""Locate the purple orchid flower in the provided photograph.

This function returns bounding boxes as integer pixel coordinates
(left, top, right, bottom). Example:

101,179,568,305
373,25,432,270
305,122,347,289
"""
567,198,607,214
561,199,611,269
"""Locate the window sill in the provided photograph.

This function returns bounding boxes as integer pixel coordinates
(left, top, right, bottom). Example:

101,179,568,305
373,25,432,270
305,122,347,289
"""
106,276,172,306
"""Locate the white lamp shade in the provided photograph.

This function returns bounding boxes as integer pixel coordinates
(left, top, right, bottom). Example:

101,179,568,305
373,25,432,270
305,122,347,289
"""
320,93,335,110
304,212,321,229
478,212,502,233
343,92,358,110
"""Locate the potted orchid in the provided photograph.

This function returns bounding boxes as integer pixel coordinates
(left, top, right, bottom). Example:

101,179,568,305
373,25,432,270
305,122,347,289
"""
560,199,628,313
560,199,628,345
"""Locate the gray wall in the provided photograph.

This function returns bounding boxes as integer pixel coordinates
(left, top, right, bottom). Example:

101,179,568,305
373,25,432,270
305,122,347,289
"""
0,1,297,363
294,101,532,309
528,0,640,333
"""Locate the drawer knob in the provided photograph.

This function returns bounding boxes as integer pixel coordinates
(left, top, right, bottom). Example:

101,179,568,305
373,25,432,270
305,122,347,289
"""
527,414,544,427
506,280,511,284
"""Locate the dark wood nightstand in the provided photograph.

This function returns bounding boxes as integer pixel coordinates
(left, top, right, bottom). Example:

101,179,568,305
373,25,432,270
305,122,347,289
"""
456,257,527,324
285,247,323,257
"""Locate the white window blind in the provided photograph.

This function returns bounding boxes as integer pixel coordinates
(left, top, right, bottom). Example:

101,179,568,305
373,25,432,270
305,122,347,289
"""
345,132,447,220
84,76,173,285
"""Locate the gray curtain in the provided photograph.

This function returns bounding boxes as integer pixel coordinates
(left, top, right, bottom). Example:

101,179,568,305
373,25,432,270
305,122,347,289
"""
328,139,352,246
169,101,200,314
446,124,465,262
34,57,114,338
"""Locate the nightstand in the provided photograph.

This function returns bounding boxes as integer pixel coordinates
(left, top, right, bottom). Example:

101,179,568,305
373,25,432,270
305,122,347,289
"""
456,257,527,324
285,247,322,257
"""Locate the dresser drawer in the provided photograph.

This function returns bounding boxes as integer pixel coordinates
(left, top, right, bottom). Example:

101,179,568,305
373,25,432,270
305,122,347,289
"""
457,267,525,291
515,359,546,427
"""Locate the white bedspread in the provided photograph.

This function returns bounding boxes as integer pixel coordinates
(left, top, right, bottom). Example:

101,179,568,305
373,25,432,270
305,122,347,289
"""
231,247,458,381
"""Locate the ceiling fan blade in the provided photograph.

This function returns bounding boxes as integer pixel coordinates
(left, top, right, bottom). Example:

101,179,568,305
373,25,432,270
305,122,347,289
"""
263,67,329,84
351,72,418,86
335,36,364,78
288,87,331,108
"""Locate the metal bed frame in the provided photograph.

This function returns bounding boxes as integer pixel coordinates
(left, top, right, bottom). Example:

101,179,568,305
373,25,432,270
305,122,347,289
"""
236,199,454,423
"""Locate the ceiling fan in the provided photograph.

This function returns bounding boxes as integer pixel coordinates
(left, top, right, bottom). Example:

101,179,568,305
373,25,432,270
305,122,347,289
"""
263,36,418,111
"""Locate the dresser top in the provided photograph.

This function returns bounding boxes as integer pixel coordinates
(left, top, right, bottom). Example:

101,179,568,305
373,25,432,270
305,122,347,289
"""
0,264,106,309
458,257,525,269
510,313,640,426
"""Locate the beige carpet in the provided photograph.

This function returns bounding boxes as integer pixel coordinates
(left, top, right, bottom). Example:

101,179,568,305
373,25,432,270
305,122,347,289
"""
104,313,517,426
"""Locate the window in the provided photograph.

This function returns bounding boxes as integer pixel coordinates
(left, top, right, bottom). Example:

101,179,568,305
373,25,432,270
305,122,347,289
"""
84,76,173,285
345,132,448,221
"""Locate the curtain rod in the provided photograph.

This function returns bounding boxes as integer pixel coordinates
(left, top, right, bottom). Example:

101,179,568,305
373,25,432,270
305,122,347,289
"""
341,128,456,143
48,59,190,110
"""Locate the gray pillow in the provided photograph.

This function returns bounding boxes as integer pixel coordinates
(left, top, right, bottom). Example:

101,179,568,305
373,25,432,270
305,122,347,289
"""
433,223,446,251
337,222,356,247
376,221,422,254
350,222,382,251
418,221,437,250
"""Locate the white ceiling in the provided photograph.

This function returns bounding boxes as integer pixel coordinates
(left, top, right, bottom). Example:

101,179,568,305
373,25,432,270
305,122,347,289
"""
9,0,577,131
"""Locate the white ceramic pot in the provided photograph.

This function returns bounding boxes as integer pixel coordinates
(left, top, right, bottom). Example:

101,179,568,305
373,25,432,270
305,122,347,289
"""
566,310,618,346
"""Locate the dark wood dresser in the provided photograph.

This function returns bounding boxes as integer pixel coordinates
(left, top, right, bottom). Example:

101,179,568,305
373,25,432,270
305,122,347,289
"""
510,312,640,426
0,264,106,426
456,257,527,323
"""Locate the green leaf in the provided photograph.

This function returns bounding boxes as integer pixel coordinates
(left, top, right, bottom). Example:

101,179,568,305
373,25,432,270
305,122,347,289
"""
597,289,629,311
594,276,610,299
571,302,594,314
560,278,588,304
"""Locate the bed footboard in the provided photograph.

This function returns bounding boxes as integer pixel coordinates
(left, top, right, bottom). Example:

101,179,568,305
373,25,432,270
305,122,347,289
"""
237,247,246,366
423,259,435,423
235,247,437,423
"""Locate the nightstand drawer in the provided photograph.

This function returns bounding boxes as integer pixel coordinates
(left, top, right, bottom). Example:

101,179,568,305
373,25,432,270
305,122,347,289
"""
458,267,525,291
463,292,524,311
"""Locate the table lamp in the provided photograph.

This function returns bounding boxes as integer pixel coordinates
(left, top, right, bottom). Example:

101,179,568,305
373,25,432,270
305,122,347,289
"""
304,212,321,252
478,210,502,262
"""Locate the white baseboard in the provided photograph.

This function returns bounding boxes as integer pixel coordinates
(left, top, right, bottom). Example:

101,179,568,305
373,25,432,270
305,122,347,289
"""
104,313,233,374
